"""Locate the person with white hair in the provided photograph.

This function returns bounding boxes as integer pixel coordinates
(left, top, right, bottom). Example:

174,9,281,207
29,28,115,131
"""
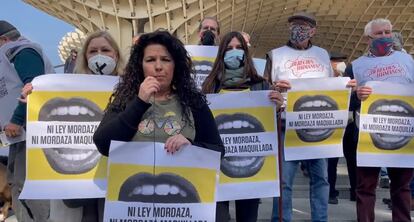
345,18,414,221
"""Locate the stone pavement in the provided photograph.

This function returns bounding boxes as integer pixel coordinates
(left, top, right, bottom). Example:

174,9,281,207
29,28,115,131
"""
5,158,413,222
229,197,414,222
229,158,414,221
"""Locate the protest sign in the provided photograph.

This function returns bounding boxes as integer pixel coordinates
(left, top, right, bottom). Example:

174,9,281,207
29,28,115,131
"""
104,141,220,222
208,91,279,201
357,81,414,167
20,74,117,199
284,77,351,160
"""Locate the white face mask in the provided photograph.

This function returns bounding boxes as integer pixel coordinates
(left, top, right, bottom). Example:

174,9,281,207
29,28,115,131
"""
335,62,346,75
87,54,116,75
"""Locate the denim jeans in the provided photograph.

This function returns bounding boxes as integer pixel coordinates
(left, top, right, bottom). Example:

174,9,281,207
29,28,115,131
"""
271,120,329,221
271,155,329,222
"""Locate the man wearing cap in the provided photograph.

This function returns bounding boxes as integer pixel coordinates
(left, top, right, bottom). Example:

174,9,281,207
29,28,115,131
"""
198,17,220,46
0,20,54,221
347,18,414,222
264,12,333,221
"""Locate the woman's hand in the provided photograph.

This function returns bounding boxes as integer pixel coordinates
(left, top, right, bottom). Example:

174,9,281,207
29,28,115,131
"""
19,83,33,103
346,79,357,91
165,134,191,154
268,90,284,111
273,80,291,92
357,86,372,101
138,76,160,102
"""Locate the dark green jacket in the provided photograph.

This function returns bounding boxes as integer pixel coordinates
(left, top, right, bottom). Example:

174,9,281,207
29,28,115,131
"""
10,48,45,125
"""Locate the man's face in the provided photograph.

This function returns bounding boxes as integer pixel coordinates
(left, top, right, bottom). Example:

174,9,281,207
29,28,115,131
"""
199,19,219,40
288,19,316,47
71,51,77,59
369,23,392,43
289,19,316,38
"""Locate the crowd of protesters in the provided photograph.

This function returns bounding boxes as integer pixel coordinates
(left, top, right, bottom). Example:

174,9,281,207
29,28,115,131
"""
1,10,413,222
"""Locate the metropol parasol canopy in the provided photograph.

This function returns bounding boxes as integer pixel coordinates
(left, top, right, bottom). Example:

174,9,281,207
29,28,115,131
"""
24,0,414,61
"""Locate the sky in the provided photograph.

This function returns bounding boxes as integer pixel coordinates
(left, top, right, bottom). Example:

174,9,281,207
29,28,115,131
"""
0,0,75,72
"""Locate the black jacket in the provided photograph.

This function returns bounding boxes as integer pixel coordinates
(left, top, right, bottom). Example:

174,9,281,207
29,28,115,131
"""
93,96,224,156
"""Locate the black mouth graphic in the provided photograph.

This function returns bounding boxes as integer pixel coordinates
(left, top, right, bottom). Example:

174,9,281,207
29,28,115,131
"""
38,97,102,174
215,113,265,178
118,173,200,203
368,99,414,150
293,95,338,142
193,60,213,76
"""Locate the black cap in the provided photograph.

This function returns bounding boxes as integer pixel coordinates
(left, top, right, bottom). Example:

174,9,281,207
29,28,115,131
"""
288,12,317,27
0,20,17,36
329,51,347,60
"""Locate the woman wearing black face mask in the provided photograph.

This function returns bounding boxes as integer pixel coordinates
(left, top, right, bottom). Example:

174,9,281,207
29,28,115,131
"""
202,31,283,222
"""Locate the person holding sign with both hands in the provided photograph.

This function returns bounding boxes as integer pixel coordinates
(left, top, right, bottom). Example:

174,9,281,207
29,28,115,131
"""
348,18,414,222
93,31,224,157
93,30,224,221
264,12,356,222
202,31,283,222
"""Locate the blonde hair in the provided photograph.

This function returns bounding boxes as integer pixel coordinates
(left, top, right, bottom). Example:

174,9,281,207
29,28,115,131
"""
74,30,124,75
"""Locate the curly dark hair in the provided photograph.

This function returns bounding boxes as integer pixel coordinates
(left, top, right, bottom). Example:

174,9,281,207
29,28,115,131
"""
107,31,206,123
202,31,264,93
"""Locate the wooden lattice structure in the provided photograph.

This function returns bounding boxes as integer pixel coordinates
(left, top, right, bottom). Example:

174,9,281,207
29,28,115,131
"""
24,0,414,61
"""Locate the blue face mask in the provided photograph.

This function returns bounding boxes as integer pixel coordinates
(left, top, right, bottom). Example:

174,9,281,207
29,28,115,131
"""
224,49,245,70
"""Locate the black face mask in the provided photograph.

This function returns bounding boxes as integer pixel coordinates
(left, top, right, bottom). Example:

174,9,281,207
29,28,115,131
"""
201,30,216,46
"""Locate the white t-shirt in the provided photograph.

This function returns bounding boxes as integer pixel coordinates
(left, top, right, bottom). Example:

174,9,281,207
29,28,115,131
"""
352,51,414,128
269,45,334,115
352,51,414,85
270,45,334,82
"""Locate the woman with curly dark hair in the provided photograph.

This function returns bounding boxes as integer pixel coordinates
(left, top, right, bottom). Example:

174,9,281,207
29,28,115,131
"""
202,31,283,222
93,31,224,158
